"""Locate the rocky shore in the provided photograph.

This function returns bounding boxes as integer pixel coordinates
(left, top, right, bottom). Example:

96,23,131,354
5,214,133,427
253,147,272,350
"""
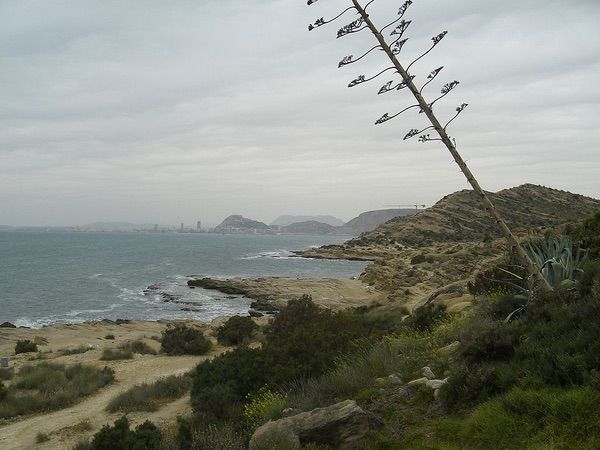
187,276,386,313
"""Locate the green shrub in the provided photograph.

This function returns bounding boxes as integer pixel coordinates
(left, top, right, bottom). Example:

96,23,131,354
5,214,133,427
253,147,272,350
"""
36,432,50,443
104,334,115,340
161,325,212,356
0,382,7,401
405,303,448,331
442,287,600,409
216,316,258,346
288,338,400,410
410,253,432,265
191,296,400,421
100,348,133,361
575,209,600,260
91,416,162,450
107,374,191,413
578,260,600,296
0,363,114,419
61,345,93,356
436,387,600,449
244,386,288,430
72,439,92,450
0,367,13,381
15,339,37,354
176,417,245,450
119,340,157,355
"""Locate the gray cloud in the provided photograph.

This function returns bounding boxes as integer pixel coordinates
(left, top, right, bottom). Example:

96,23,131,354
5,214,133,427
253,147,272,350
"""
1,0,599,226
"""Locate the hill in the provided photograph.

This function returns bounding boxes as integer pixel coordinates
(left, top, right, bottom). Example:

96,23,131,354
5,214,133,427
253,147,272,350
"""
349,184,600,247
341,208,416,234
280,220,338,235
214,215,270,233
271,215,344,227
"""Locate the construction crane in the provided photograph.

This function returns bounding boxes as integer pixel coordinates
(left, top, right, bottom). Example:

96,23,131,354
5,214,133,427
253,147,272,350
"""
383,204,426,213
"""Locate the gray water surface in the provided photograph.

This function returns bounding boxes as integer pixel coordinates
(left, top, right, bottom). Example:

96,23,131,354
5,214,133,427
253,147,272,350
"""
0,232,367,328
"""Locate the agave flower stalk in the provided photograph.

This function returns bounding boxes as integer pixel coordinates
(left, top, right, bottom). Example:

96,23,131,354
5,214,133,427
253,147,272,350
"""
308,0,550,289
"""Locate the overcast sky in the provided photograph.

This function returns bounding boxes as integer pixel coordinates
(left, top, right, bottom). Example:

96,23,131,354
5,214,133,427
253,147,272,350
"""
1,0,599,227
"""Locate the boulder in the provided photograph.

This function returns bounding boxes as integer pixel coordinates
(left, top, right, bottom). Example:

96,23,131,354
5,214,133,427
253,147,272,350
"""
250,400,370,449
0,322,16,328
437,341,460,356
407,377,428,386
422,366,436,379
248,309,264,318
426,379,448,389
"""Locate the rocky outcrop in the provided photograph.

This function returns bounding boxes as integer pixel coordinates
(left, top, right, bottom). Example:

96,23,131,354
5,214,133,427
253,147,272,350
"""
249,400,371,449
187,277,385,311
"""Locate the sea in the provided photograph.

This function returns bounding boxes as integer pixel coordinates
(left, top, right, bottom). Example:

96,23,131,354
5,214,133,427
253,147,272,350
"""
0,232,368,328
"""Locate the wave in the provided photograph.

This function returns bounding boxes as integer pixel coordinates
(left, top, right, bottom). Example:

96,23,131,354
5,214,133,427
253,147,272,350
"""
240,249,295,260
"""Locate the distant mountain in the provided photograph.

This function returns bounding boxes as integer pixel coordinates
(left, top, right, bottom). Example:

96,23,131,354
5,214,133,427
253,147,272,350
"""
341,209,416,234
281,221,338,235
80,222,156,231
214,215,270,233
271,215,344,227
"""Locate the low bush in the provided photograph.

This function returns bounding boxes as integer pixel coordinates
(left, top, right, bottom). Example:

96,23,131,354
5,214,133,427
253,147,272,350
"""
161,325,212,356
244,386,288,430
61,345,93,356
15,339,37,354
0,381,7,401
36,432,50,443
191,296,414,422
410,253,433,265
0,367,14,381
91,416,162,450
216,316,258,346
104,334,115,340
0,363,114,419
575,209,600,259
107,374,191,413
175,417,245,450
442,287,600,409
100,348,133,361
405,303,448,331
119,340,157,355
436,387,600,449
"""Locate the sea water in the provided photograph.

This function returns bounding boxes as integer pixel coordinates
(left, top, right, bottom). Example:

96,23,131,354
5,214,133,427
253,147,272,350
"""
0,232,367,328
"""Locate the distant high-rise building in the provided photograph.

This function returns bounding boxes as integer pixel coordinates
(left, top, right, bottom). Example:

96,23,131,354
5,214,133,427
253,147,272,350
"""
180,222,184,232
196,220,202,231
153,224,158,232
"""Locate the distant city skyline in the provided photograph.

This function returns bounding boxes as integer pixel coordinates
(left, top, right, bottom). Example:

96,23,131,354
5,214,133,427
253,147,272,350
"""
1,0,599,226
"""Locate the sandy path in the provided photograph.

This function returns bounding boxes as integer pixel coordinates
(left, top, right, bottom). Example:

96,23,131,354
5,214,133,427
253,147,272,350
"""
0,351,216,450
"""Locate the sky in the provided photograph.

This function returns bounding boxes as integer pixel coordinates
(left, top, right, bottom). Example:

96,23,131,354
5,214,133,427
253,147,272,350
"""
1,0,599,227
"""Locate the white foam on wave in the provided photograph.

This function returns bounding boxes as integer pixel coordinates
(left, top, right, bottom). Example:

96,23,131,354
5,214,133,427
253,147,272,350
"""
240,249,295,260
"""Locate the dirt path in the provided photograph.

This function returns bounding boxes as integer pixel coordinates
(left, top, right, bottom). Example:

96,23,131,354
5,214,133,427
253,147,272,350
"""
0,353,213,450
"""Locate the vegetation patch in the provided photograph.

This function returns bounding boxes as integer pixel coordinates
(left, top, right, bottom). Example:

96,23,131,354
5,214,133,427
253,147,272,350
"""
216,316,258,346
60,345,94,356
161,325,212,356
100,348,133,361
90,416,161,450
118,339,157,355
0,363,114,419
14,339,37,354
107,374,191,413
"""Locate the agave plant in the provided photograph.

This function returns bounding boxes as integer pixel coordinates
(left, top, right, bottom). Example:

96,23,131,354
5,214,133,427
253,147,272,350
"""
526,236,587,288
503,236,587,321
